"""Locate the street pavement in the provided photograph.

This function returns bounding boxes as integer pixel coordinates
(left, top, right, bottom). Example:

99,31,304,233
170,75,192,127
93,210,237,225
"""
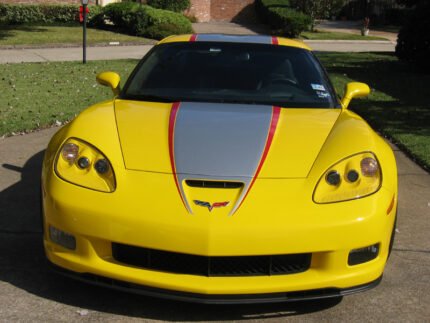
0,127,429,322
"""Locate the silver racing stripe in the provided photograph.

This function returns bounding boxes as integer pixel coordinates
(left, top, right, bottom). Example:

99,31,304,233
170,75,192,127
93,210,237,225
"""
173,102,274,215
193,34,273,44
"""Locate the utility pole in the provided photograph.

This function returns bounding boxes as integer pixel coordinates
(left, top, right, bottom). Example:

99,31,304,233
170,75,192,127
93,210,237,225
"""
82,0,89,64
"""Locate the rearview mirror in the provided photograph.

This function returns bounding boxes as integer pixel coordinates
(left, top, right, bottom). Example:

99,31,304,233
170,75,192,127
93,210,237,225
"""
341,82,370,109
96,71,121,96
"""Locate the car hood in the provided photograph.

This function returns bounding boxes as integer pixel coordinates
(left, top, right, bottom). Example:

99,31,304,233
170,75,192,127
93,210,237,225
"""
114,100,341,179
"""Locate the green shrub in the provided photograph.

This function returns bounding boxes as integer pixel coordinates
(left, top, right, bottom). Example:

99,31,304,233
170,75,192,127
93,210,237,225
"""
0,4,41,24
103,3,192,40
86,5,105,27
269,7,311,37
128,5,193,40
142,5,192,39
102,2,137,28
396,1,430,71
385,8,411,26
255,0,311,37
0,4,102,25
256,0,290,23
146,0,191,13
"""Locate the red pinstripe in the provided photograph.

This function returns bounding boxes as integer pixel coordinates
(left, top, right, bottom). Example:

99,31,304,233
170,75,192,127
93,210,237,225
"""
168,102,187,209
271,36,279,45
190,34,198,42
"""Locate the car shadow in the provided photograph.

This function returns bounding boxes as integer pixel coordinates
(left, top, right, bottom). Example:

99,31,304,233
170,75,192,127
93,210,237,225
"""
0,151,341,320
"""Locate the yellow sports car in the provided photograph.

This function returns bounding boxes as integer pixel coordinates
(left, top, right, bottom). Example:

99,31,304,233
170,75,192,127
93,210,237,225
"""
42,34,397,303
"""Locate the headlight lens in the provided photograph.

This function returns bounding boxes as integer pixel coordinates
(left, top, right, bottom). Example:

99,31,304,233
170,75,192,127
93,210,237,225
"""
313,152,381,203
55,138,116,192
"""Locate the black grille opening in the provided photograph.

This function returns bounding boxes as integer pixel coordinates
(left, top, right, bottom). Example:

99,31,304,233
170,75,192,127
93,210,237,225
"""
112,243,311,277
185,180,244,189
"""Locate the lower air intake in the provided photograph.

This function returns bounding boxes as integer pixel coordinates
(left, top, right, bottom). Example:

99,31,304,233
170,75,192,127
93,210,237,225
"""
112,243,311,277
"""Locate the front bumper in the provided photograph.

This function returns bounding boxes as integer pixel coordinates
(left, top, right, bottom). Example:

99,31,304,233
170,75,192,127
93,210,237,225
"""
42,167,396,300
50,261,382,304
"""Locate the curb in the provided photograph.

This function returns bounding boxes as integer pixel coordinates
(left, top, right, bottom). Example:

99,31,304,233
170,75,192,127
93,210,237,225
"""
303,40,395,44
0,41,156,50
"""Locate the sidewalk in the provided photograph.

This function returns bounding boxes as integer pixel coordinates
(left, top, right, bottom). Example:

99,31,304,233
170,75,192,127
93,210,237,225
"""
0,45,153,64
315,20,398,42
0,22,397,64
0,40,394,64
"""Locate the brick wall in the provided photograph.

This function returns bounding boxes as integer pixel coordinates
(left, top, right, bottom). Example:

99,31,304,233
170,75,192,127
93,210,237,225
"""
210,0,256,22
188,0,256,23
186,0,211,22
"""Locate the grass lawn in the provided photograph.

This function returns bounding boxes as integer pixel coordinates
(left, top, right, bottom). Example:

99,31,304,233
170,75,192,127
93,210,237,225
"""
0,25,154,47
301,30,387,41
319,52,430,170
0,60,138,135
0,53,429,170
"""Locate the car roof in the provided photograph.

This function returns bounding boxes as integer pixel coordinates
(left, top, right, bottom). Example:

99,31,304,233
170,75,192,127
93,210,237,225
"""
158,34,312,51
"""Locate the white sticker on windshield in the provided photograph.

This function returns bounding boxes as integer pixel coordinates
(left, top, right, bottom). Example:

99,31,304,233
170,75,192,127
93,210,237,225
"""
311,84,326,91
316,91,330,98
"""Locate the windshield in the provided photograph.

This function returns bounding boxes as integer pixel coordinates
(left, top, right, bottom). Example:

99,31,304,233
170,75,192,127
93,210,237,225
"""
122,42,338,108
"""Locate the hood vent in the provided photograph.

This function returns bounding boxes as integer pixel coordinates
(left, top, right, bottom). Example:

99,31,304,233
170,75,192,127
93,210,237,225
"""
185,180,244,189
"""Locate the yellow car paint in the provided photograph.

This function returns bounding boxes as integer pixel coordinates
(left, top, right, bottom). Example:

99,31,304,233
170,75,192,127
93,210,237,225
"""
341,82,371,109
96,71,121,96
42,99,397,294
158,34,312,51
41,36,398,301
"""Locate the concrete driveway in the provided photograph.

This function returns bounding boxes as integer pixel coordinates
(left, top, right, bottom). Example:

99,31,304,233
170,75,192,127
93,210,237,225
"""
0,126,429,322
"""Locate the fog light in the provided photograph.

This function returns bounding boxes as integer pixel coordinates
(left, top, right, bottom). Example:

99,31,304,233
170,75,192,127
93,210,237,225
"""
49,226,76,250
77,156,90,169
326,170,341,186
348,243,379,266
94,159,109,174
346,170,359,183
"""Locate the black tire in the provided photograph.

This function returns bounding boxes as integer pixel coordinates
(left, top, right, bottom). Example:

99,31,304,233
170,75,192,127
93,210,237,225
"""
388,211,397,258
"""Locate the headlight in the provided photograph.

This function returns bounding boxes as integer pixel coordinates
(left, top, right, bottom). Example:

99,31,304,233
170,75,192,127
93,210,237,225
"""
55,138,116,192
313,152,381,203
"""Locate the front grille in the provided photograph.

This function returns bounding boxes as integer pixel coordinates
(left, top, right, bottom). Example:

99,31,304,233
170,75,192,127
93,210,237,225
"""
185,180,243,189
112,243,311,277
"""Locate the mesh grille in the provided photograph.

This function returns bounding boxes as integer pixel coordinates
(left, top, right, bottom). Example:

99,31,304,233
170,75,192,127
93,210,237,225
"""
112,243,311,277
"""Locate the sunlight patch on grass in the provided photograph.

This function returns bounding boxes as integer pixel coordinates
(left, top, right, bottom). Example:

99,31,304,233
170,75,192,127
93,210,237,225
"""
301,31,387,41
0,25,153,46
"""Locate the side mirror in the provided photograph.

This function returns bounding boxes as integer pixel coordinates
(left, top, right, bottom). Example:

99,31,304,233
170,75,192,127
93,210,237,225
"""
96,71,121,96
341,82,370,109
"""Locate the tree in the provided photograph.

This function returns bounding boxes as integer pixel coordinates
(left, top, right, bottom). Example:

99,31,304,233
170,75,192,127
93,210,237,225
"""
395,0,430,71
290,0,346,29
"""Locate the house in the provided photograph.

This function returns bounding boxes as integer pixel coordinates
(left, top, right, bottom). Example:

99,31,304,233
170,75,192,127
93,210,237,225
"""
0,0,256,22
